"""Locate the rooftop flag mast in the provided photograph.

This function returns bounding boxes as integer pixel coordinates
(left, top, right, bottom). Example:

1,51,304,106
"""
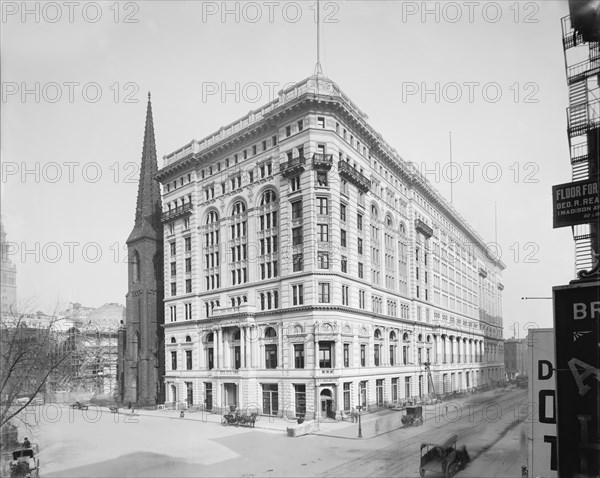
314,0,323,77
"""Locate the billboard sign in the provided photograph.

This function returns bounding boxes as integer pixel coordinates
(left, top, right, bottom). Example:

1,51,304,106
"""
553,282,600,477
527,328,557,478
552,176,600,228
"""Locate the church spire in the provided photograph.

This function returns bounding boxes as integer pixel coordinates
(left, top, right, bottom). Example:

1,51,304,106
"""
127,92,162,244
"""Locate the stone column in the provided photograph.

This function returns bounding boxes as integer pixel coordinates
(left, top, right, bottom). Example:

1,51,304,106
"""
216,328,223,369
240,326,246,369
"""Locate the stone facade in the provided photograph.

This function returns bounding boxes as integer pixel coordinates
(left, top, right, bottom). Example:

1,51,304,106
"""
156,76,505,419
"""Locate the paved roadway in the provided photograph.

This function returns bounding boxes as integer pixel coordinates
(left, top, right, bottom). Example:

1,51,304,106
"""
29,388,526,477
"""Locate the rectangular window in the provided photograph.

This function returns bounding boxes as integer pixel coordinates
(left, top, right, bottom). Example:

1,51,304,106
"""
317,224,329,242
359,290,366,309
170,242,176,256
357,214,363,231
185,303,192,320
171,262,177,276
294,344,305,369
297,120,303,131
171,351,177,370
171,282,177,296
342,284,349,305
186,350,192,370
358,238,363,255
185,279,192,293
170,305,177,323
318,283,330,303
317,116,325,128
341,256,347,273
317,171,328,186
343,344,350,367
293,253,303,272
343,382,351,411
265,344,278,369
341,230,347,248
292,227,303,246
340,203,347,221
292,284,304,305
295,384,306,415
319,342,333,368
286,126,291,137
207,348,214,370
290,175,301,191
185,257,192,273
317,197,329,215
360,344,366,367
318,252,329,269
272,135,277,146
392,378,398,402
358,263,364,279
291,200,302,220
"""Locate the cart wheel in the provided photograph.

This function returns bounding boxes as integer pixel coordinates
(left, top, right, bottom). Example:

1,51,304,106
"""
419,467,425,477
221,418,228,426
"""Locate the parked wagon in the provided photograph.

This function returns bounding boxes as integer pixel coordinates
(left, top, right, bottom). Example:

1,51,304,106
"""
401,405,423,427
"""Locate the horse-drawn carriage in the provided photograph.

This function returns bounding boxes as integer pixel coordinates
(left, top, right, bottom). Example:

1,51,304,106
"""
401,405,423,427
221,410,257,427
1,444,40,478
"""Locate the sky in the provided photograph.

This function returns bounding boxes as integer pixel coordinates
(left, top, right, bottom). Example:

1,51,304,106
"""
1,1,576,337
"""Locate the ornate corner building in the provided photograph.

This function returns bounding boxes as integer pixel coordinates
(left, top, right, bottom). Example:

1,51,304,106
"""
155,76,505,419
118,95,165,406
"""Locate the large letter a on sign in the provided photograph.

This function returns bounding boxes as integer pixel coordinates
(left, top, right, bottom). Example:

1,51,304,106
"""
568,358,600,396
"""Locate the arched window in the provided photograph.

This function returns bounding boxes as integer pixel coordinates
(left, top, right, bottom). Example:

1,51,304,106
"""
371,204,378,218
206,210,219,225
265,327,277,338
232,201,246,216
260,190,277,205
374,329,382,339
399,223,406,236
386,215,393,229
233,329,241,341
132,250,141,282
170,337,176,344
185,335,192,342
390,331,397,341
207,332,214,343
403,332,409,341
418,334,423,342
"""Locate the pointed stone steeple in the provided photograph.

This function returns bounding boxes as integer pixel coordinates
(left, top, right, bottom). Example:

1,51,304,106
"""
118,93,165,406
127,92,162,244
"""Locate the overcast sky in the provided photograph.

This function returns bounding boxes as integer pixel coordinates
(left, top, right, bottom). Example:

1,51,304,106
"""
2,1,575,337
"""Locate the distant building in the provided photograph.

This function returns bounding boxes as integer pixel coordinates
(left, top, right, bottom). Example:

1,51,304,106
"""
156,75,506,418
0,217,17,315
504,338,527,379
117,94,165,406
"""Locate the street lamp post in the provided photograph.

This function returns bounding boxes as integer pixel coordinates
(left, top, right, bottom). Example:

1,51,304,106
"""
356,404,363,438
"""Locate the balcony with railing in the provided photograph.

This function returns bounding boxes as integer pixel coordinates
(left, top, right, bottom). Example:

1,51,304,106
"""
162,203,193,222
280,156,306,178
211,304,256,317
568,99,600,137
415,219,434,238
567,57,600,84
562,16,585,49
312,153,333,170
338,161,370,192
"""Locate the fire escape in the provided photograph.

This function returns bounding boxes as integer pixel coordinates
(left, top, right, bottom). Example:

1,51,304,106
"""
562,15,600,275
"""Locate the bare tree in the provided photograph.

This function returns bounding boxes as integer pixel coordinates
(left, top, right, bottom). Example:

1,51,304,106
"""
0,304,73,428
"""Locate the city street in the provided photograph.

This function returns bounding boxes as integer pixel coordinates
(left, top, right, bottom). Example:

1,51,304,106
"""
30,388,527,477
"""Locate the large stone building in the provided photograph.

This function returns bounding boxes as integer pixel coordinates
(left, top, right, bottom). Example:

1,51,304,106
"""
504,338,527,380
0,217,17,315
156,76,505,419
117,94,165,406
